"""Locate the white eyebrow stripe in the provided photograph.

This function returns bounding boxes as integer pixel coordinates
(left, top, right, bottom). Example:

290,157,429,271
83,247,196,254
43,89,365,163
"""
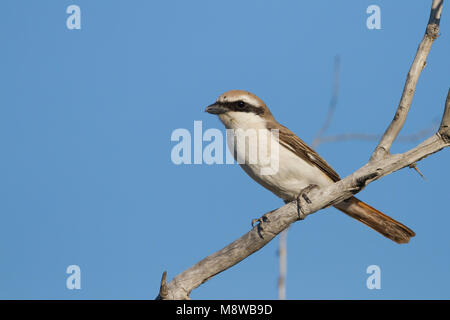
218,94,262,108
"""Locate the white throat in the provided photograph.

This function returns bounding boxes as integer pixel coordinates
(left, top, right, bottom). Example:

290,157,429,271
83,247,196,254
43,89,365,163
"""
218,111,267,131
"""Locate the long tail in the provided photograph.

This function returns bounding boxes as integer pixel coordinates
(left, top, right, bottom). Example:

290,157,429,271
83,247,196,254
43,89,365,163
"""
334,197,415,244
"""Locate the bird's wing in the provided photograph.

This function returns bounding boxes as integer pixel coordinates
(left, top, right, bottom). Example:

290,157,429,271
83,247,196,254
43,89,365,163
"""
267,121,341,182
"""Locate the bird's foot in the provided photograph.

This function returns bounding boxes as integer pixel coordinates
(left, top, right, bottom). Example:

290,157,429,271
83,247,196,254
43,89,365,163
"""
251,213,270,230
296,184,319,220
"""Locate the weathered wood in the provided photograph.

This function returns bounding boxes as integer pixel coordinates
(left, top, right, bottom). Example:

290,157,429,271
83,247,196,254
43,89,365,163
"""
371,0,443,161
439,90,450,142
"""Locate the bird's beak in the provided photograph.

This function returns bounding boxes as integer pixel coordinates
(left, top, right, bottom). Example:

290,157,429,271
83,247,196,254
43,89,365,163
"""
205,103,227,115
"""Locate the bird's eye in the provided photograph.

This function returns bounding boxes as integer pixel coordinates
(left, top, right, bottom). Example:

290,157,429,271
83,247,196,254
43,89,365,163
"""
237,101,245,108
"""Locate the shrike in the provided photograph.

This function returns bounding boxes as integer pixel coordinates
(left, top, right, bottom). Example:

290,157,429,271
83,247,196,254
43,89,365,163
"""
205,90,415,244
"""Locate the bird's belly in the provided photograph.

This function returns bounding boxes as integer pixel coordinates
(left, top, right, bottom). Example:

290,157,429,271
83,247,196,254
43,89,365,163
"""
237,141,333,202
228,127,334,201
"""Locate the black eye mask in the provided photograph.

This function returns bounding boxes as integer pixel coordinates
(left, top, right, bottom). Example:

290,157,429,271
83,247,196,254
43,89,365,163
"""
222,100,265,115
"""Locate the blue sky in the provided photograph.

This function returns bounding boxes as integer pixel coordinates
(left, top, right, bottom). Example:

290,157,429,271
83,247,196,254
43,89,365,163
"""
1,0,449,299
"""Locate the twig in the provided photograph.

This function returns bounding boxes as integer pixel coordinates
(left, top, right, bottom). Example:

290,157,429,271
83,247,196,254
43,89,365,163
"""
156,271,169,300
409,162,426,179
438,90,450,141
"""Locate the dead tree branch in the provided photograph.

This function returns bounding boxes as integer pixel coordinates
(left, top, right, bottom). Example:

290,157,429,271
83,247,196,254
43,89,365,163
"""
371,0,443,161
157,0,447,300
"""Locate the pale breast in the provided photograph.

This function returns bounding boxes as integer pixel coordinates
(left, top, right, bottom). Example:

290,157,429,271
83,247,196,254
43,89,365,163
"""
228,126,334,201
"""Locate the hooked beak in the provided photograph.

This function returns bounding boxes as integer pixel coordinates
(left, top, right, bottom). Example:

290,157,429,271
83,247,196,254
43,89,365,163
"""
205,102,228,115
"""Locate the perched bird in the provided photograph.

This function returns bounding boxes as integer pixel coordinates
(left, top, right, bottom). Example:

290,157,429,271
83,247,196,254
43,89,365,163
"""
205,90,415,244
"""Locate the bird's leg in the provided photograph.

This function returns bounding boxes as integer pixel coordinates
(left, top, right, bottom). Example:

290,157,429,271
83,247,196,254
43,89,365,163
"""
296,184,319,220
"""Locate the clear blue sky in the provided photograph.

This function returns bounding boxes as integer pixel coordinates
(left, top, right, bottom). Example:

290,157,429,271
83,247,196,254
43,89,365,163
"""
1,0,449,299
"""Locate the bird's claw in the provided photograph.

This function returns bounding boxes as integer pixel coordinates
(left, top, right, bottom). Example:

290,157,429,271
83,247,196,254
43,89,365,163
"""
296,184,319,220
251,213,270,229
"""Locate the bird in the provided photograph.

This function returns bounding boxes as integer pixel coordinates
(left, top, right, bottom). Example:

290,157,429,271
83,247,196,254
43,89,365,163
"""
205,89,415,244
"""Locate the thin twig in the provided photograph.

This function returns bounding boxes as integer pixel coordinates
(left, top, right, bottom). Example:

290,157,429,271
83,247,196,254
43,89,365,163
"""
409,163,426,179
438,89,450,141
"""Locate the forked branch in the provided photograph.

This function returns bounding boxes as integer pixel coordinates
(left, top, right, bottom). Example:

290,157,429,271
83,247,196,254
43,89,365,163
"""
371,0,444,161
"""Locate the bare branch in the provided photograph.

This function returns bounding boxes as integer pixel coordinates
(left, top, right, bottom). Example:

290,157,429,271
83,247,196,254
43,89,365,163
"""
371,0,443,161
438,89,450,141
156,271,169,300
409,162,426,179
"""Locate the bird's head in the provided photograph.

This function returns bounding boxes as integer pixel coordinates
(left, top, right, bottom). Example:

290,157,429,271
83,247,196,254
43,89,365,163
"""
205,90,273,129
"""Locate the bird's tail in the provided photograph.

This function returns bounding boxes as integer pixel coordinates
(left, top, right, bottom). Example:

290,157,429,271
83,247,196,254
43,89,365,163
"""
334,197,415,244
